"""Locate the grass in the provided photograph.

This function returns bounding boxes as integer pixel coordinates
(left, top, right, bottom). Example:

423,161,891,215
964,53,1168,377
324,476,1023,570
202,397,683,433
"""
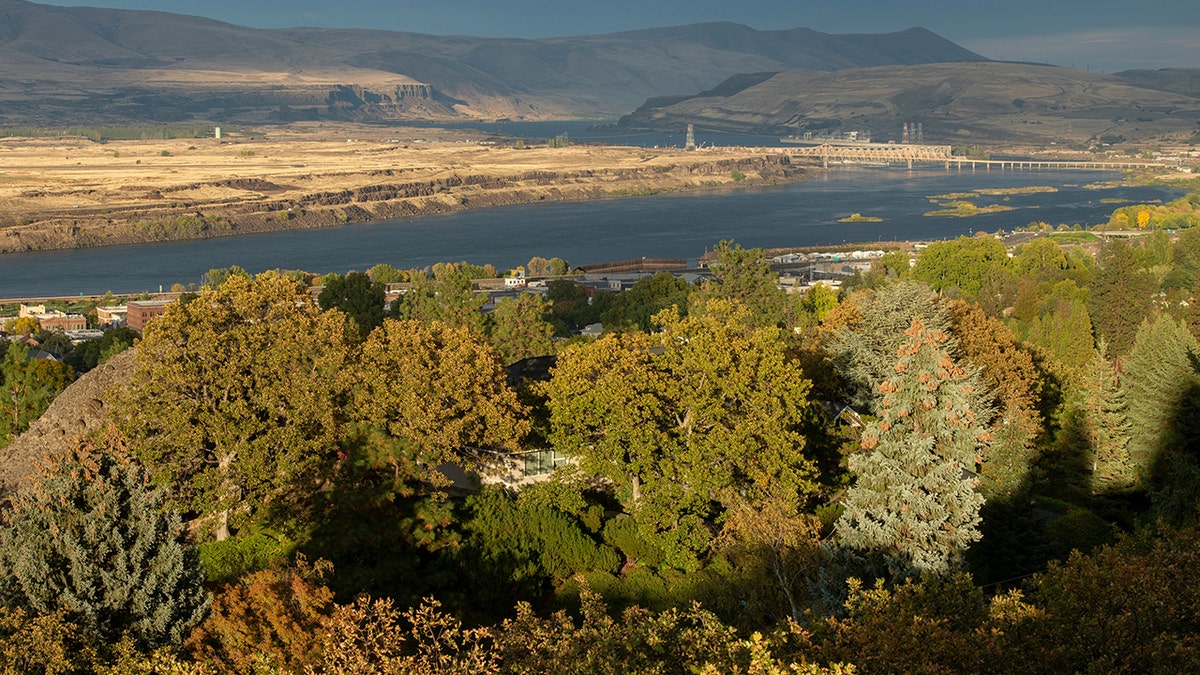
1045,231,1100,244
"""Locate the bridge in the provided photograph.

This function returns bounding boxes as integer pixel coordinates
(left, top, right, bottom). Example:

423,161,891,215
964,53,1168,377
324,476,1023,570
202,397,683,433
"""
780,143,1166,171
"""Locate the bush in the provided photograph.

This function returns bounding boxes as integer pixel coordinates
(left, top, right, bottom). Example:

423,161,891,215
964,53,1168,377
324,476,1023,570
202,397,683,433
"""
0,433,210,649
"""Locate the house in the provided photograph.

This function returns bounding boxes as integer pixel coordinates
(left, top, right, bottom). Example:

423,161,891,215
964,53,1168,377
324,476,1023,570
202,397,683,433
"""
18,304,87,332
126,299,175,332
95,305,128,327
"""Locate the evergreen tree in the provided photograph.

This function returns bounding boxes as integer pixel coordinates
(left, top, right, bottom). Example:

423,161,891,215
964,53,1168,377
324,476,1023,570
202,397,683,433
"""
836,318,988,579
1088,239,1155,356
1081,341,1135,494
0,433,210,650
1122,313,1200,485
828,281,953,412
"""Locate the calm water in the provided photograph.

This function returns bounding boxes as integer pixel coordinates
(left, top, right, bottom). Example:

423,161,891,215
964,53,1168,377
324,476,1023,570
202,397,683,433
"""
0,166,1183,297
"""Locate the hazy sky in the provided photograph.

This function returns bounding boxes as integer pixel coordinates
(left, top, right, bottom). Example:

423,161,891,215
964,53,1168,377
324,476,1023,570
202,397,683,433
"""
35,0,1200,72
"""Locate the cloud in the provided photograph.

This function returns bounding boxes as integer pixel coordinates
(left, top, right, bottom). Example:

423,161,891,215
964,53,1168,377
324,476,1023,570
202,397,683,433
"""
961,26,1200,72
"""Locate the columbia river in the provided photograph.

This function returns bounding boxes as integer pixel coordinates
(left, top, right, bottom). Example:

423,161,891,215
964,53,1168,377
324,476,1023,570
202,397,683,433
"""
0,166,1184,298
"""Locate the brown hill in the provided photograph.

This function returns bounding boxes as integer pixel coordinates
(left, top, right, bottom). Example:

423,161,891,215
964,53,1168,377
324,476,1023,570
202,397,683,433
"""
1115,68,1200,99
618,61,1200,144
0,0,986,124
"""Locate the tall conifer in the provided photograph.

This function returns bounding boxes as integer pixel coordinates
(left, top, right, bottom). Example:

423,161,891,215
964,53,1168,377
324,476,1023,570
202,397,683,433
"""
836,318,988,579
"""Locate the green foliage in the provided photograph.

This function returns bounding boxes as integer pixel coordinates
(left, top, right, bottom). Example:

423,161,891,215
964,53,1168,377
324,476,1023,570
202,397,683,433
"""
836,317,988,579
1122,313,1200,489
911,235,1008,300
598,271,691,332
546,279,599,330
367,263,410,284
109,274,353,537
201,265,252,289
66,326,138,373
0,343,73,446
197,530,295,584
0,434,210,650
390,265,489,333
318,271,386,339
488,294,555,364
543,300,818,569
695,240,796,328
1088,238,1155,355
458,489,619,610
136,214,232,241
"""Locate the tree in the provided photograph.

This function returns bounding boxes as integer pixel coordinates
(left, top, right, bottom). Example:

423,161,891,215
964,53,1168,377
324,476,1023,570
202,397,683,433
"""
0,343,72,445
1024,280,1095,381
318,271,386,338
827,281,954,411
599,271,691,333
488,294,555,364
109,274,353,539
1122,313,1200,486
1088,238,1155,356
948,300,1043,497
3,316,39,336
1011,237,1067,277
546,280,598,330
911,235,1008,300
1080,340,1135,494
354,319,528,470
835,317,988,579
543,300,818,567
185,556,334,673
390,266,487,334
694,240,795,328
0,433,209,650
202,265,252,290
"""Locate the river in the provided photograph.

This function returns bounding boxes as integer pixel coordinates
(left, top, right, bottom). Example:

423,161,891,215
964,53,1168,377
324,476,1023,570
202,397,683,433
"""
0,166,1184,298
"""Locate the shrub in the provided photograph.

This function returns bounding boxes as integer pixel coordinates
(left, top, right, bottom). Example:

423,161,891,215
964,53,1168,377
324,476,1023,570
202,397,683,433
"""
0,433,210,649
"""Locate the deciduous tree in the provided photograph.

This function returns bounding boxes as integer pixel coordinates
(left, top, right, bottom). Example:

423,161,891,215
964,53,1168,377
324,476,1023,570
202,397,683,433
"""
110,274,353,539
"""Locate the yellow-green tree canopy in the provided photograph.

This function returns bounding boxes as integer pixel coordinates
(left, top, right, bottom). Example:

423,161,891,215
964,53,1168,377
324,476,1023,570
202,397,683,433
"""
354,318,528,471
109,273,353,538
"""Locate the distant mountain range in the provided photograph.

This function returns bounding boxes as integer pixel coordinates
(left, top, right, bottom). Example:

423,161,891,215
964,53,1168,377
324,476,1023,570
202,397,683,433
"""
619,62,1200,145
0,0,986,124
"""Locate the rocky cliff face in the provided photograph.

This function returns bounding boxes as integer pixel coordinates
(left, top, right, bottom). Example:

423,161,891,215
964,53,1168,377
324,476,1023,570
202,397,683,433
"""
0,348,136,500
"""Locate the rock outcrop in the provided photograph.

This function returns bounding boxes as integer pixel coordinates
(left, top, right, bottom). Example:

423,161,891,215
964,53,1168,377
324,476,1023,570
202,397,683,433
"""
0,348,137,500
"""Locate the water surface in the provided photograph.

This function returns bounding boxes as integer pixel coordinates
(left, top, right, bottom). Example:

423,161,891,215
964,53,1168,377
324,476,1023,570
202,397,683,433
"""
0,166,1181,297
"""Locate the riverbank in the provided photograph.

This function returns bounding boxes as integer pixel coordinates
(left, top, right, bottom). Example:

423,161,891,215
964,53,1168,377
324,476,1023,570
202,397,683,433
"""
0,123,812,253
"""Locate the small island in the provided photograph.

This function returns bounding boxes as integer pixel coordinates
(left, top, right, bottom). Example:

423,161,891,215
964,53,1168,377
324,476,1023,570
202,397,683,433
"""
925,200,1016,217
838,213,883,222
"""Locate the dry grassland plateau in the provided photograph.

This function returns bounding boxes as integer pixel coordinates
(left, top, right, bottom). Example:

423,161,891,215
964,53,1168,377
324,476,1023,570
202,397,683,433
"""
0,123,811,253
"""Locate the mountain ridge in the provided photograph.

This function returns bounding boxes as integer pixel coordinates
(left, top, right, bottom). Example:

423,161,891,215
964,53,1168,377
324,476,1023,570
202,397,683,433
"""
0,0,987,123
618,61,1200,145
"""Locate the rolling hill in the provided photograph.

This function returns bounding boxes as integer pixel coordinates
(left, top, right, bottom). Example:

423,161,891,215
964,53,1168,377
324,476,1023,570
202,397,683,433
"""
0,0,986,124
618,61,1200,144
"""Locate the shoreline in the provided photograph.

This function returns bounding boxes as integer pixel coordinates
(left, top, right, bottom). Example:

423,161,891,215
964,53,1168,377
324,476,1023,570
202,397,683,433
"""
0,131,813,254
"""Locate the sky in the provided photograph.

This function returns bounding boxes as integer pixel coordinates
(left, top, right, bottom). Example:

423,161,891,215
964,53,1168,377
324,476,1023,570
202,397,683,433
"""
35,0,1200,73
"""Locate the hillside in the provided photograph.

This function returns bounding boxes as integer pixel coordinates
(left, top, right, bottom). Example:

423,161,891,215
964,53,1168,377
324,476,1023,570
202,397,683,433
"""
618,61,1200,144
0,0,985,124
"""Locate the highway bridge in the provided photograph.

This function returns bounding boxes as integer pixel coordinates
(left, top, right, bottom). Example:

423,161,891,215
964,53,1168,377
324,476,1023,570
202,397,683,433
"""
780,143,1166,171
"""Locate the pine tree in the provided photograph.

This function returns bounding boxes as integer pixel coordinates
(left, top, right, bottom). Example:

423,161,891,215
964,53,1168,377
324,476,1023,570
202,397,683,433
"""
0,433,210,649
836,317,988,579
